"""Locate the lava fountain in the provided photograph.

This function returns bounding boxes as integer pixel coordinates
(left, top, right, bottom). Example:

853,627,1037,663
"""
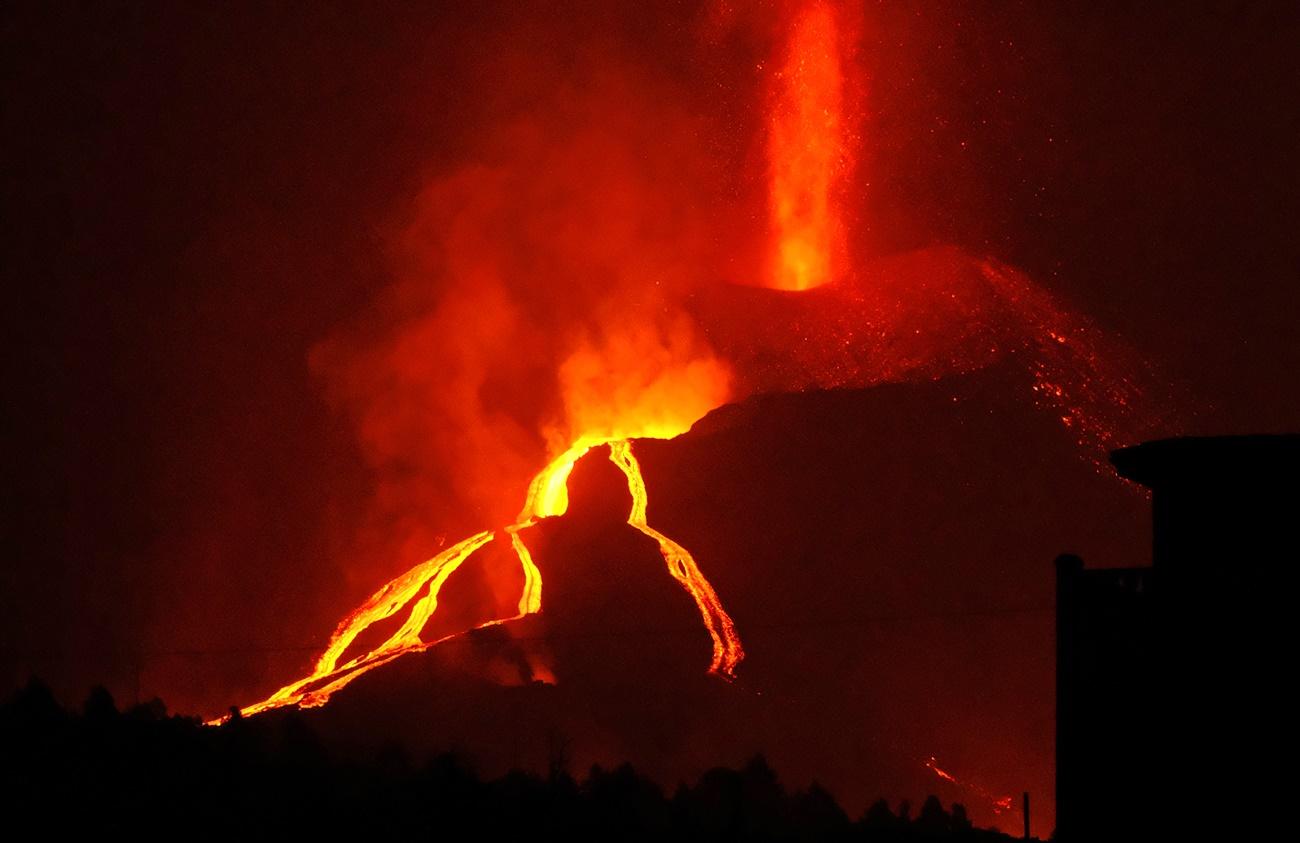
767,0,852,291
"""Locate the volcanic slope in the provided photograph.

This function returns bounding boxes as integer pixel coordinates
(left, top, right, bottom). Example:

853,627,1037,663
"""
268,361,1151,834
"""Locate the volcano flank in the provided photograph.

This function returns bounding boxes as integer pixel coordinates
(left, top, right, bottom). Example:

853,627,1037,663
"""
251,363,1148,833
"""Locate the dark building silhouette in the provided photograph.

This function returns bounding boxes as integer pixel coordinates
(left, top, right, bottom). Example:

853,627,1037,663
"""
1056,435,1299,841
1054,555,1155,842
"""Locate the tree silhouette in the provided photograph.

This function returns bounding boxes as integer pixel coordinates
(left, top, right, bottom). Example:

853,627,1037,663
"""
0,679,1025,840
917,794,952,834
862,797,897,830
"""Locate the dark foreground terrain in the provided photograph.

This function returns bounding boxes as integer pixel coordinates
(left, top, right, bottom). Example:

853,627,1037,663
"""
2,680,1024,840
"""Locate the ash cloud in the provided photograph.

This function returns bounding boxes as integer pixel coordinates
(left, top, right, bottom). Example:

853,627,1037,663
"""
308,34,737,545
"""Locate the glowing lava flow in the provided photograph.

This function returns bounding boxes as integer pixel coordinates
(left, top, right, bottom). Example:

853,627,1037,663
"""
609,440,744,677
925,756,1015,816
220,530,496,719
767,0,849,291
214,437,741,723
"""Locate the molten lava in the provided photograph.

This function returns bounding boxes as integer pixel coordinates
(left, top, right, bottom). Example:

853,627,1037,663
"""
225,530,496,717
215,435,743,723
767,0,850,290
610,440,743,677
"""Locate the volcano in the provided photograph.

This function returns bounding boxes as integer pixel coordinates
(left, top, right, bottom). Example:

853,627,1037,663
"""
190,9,1181,837
239,361,1149,835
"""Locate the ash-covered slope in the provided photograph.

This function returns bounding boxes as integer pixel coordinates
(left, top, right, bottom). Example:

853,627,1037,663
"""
281,361,1150,835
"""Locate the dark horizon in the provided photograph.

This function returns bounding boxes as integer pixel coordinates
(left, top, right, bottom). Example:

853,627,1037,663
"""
1,676,1034,840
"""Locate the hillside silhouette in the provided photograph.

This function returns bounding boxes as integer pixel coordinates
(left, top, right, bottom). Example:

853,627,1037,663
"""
1,678,1022,840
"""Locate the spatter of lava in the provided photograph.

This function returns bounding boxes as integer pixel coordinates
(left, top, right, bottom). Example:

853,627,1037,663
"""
690,244,1168,461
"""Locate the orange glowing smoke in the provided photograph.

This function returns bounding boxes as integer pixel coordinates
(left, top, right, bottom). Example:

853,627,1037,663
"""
767,1,850,291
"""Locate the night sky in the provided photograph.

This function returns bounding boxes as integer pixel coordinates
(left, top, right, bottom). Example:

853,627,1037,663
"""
4,1,1299,836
